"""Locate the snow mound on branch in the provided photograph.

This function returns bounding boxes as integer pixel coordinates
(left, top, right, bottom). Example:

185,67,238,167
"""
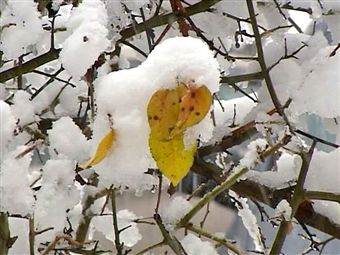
181,233,218,255
91,209,142,247
0,0,44,59
93,36,220,191
0,151,34,215
48,116,90,162
160,196,192,230
60,0,110,78
0,101,16,160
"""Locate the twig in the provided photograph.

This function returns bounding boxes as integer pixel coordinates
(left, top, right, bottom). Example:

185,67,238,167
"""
135,240,165,255
41,234,82,255
295,129,339,148
246,0,293,133
155,172,163,214
221,72,263,84
111,189,124,255
304,191,340,203
185,224,245,255
178,166,248,227
29,217,35,255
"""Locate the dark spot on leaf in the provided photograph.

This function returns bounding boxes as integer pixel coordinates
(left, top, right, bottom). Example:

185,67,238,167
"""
153,115,159,120
179,98,182,103
195,112,200,116
181,107,185,112
189,106,194,112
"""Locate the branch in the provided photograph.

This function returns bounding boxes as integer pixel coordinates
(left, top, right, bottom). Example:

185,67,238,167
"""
246,0,293,132
221,71,263,84
111,189,124,255
154,215,187,255
269,141,317,255
0,49,60,83
120,0,223,39
191,156,340,239
178,166,248,227
185,224,245,255
305,191,340,203
0,213,10,255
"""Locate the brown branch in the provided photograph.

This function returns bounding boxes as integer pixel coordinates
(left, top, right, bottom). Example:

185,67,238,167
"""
0,49,60,83
120,0,223,39
246,0,293,132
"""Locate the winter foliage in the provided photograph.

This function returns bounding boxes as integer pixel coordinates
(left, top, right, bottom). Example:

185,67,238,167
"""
0,0,339,254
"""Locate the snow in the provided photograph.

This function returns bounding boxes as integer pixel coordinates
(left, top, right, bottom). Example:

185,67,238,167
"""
11,90,36,126
305,148,340,193
0,150,34,215
291,47,340,118
92,36,220,190
244,152,302,189
312,200,340,227
239,138,268,169
0,101,16,160
275,200,292,221
181,233,219,255
35,159,79,241
0,0,44,59
160,196,192,231
59,0,110,78
229,190,264,252
91,209,142,247
8,218,29,255
48,116,90,162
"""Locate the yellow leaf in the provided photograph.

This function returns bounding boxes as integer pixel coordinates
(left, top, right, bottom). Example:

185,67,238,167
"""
79,129,116,169
147,84,186,140
147,82,212,185
170,83,212,138
149,133,196,185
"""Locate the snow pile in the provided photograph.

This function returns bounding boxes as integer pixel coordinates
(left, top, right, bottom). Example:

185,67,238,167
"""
181,233,218,255
239,138,268,168
229,190,264,252
60,0,110,78
160,196,192,230
35,159,79,240
275,200,292,221
92,36,220,190
0,101,16,159
91,209,142,247
0,151,34,215
0,0,44,59
245,152,302,189
11,91,36,126
48,116,90,162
